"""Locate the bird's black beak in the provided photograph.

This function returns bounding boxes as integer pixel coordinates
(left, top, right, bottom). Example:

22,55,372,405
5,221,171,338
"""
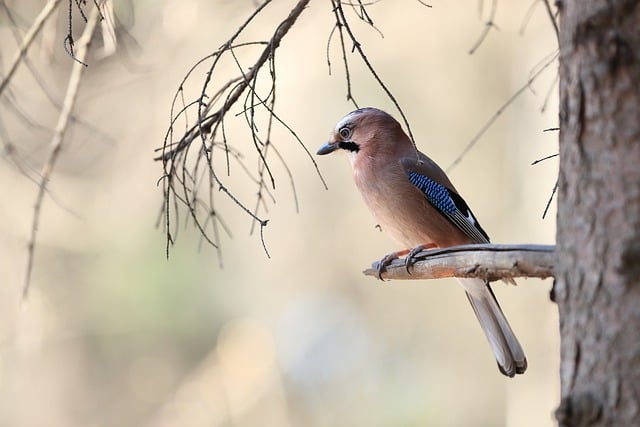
317,142,340,155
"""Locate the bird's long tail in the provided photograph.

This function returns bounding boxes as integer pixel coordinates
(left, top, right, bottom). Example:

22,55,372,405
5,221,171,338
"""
457,278,527,377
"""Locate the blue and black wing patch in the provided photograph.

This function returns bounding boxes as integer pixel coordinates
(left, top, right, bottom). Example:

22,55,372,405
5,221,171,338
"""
407,171,490,243
407,172,457,215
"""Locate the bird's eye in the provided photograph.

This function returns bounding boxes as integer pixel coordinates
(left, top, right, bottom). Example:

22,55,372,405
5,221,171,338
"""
339,127,351,140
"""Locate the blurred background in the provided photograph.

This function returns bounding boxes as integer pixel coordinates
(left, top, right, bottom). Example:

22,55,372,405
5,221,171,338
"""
0,1,559,426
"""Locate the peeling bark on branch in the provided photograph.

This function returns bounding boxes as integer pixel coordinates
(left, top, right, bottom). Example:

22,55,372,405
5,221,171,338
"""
363,244,554,282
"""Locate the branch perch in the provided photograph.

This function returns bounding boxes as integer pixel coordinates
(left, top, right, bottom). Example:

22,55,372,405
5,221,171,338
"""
363,244,554,282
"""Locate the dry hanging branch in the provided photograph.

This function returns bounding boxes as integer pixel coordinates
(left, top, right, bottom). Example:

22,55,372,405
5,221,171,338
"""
363,243,554,282
155,0,323,261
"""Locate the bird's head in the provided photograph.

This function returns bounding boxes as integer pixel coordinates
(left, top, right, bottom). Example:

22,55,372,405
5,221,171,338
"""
317,107,408,159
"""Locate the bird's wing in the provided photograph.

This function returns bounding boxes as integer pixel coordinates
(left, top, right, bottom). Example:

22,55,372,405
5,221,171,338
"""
401,156,490,244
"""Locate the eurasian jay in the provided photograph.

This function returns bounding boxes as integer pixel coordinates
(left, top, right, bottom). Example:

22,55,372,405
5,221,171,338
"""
317,107,527,377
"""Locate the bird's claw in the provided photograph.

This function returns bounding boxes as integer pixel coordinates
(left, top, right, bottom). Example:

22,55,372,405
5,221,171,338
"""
404,243,436,274
375,244,436,279
375,253,400,280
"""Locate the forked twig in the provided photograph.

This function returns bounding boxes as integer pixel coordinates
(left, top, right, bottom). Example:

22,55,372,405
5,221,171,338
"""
469,0,498,55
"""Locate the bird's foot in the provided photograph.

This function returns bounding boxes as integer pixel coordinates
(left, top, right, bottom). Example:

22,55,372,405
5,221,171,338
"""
375,250,409,280
404,243,437,274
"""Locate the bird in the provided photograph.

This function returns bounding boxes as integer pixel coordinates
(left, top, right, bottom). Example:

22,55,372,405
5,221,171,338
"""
316,107,527,377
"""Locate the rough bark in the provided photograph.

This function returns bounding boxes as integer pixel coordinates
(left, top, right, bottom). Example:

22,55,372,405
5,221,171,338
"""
555,1,640,426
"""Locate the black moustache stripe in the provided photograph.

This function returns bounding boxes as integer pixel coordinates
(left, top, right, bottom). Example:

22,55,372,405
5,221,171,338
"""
339,140,359,152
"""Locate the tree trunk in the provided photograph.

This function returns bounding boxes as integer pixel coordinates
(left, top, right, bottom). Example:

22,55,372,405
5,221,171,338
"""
555,1,640,426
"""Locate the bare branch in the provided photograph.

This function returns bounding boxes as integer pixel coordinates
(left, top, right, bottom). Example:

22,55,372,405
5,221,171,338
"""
23,4,102,299
363,244,555,282
0,0,62,98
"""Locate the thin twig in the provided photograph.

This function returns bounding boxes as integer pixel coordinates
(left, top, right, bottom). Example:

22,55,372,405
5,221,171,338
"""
542,179,558,219
446,50,559,172
328,19,358,107
531,153,558,165
331,0,416,150
23,4,101,299
469,0,498,55
540,71,559,113
519,0,539,35
64,0,104,66
542,0,559,42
